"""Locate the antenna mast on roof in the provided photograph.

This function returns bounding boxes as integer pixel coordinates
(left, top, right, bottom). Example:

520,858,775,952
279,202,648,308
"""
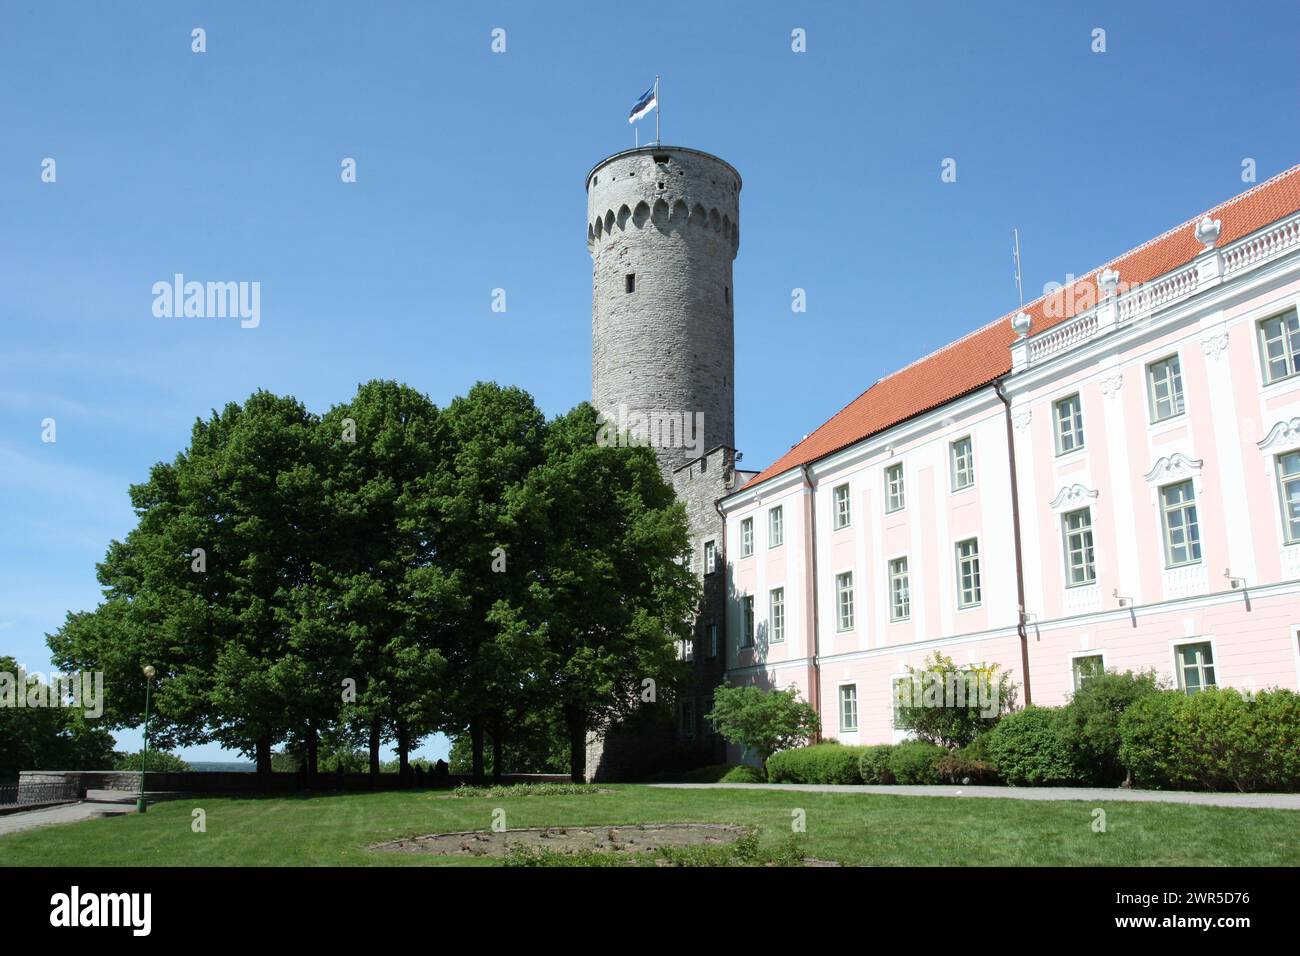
1012,228,1025,308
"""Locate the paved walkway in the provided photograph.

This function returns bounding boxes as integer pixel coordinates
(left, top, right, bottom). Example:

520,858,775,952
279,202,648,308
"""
649,783,1300,810
0,799,135,837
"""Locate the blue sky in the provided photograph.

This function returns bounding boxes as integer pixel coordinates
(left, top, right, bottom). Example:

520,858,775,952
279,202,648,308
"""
2,1,1297,762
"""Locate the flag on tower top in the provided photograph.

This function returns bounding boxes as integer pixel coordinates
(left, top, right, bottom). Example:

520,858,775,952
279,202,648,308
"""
628,83,657,124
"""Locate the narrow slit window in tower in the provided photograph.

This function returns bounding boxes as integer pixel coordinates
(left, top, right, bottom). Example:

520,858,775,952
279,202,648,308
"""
625,273,636,294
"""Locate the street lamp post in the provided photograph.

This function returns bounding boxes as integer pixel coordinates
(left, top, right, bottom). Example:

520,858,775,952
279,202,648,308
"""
137,665,156,814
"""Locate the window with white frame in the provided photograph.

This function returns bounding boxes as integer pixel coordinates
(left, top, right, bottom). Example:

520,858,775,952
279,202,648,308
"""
1258,308,1300,385
1176,641,1216,694
888,557,910,621
740,517,753,557
956,538,982,608
950,436,975,491
835,571,854,631
1160,480,1201,567
885,463,905,512
839,684,858,733
706,620,718,658
1277,451,1300,544
891,676,911,729
1054,394,1085,455
1071,654,1104,690
704,539,717,574
1062,508,1096,586
769,587,785,643
1146,355,1185,422
833,483,852,529
684,548,694,575
769,505,784,548
741,595,754,648
681,636,694,661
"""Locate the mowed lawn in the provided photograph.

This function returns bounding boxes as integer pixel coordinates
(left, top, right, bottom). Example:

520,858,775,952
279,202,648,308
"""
3,785,1298,866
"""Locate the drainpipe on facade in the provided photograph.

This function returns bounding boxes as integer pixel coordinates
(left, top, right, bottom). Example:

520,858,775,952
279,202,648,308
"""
800,462,823,738
995,378,1032,706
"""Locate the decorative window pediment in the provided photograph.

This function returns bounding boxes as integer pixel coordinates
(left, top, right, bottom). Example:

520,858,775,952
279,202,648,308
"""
1143,453,1204,485
1258,418,1300,454
1049,483,1099,512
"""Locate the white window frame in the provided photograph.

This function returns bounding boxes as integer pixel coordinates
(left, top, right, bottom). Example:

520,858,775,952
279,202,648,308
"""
838,683,859,733
704,539,717,574
1277,450,1300,545
833,483,852,530
1061,507,1097,587
741,595,754,648
706,620,718,659
769,587,785,644
949,436,975,491
955,537,982,609
887,555,910,622
1257,308,1300,385
1170,637,1218,695
768,505,784,548
884,463,905,513
1068,650,1106,691
681,636,694,661
740,517,754,558
1053,393,1085,456
1159,479,1202,568
835,570,855,632
1145,353,1185,423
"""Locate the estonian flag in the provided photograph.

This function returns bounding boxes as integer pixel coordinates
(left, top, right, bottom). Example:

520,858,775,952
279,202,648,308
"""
628,84,657,124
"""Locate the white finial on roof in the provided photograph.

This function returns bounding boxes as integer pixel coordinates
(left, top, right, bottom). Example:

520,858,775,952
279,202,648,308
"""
1011,310,1032,339
1195,215,1221,251
1098,268,1121,296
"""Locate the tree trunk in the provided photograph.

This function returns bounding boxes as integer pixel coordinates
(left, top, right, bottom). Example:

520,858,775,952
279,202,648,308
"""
397,720,411,787
564,704,586,784
470,717,485,783
368,716,381,783
491,711,504,785
306,723,319,785
256,734,273,777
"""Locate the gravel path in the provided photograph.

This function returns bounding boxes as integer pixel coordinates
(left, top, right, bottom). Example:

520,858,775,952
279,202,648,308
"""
649,783,1300,810
0,800,135,837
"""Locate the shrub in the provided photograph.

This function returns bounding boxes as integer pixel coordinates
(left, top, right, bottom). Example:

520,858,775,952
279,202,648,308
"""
1119,688,1300,792
892,652,1018,748
933,750,999,785
1065,669,1163,785
886,741,946,784
766,743,866,784
985,707,1083,786
706,685,820,774
721,765,767,783
858,745,895,784
113,750,191,773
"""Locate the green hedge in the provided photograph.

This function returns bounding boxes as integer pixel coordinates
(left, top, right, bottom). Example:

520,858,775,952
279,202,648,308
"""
1119,688,1300,791
858,745,896,784
886,741,946,784
767,743,866,784
720,764,767,783
984,706,1083,786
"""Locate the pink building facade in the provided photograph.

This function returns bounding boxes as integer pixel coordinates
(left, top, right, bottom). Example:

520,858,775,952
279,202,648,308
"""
716,169,1300,748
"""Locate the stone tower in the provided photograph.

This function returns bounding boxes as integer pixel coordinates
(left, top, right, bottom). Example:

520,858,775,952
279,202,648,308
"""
587,146,741,473
584,145,751,781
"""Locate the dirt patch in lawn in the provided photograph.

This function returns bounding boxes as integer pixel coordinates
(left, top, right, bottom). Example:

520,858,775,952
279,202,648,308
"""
372,823,750,857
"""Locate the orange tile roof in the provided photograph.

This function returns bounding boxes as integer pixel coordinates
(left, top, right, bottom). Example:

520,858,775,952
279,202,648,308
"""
739,162,1300,493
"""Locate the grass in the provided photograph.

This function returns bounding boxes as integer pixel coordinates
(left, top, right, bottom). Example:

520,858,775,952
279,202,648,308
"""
2,785,1297,866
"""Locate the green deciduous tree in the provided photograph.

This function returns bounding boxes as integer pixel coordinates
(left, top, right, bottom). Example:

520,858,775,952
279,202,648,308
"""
706,684,820,773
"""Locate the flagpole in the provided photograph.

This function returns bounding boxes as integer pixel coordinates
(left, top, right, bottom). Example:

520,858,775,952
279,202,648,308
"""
654,74,660,145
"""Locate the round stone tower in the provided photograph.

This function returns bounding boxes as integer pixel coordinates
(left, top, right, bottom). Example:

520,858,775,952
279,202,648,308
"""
586,145,741,475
